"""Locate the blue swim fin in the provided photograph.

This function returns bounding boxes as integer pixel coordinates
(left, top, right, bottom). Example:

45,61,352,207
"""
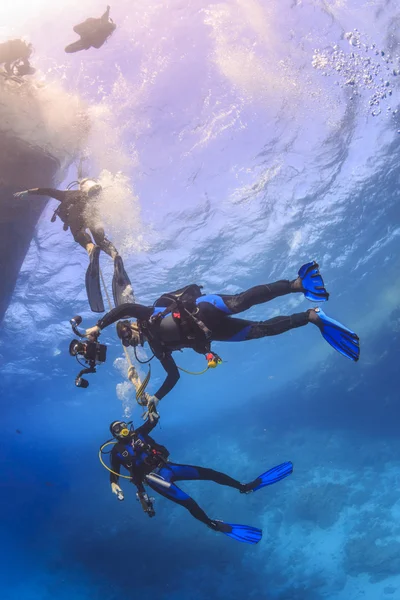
211,520,262,544
252,461,293,492
298,261,329,302
85,246,105,313
242,461,293,493
314,307,360,362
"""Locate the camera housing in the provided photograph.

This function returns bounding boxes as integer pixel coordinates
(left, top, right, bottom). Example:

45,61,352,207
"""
69,339,107,364
68,316,108,389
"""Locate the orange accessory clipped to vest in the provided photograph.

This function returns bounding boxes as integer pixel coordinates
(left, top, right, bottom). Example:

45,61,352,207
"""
206,352,221,368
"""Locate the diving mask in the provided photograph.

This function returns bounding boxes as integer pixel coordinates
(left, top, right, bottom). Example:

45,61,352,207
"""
110,420,134,439
116,321,141,348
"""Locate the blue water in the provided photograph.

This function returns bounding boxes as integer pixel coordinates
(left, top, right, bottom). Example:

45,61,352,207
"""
1,0,400,598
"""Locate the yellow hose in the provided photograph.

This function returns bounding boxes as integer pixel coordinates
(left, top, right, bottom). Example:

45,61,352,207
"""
99,441,132,479
177,366,210,375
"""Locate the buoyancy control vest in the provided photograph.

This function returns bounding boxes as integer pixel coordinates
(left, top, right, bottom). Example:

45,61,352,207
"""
116,433,170,474
143,284,212,354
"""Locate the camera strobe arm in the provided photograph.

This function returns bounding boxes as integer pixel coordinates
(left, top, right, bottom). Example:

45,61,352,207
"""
75,364,97,389
77,365,96,378
70,315,87,338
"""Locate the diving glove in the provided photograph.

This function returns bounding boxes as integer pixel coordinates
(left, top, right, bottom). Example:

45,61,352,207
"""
85,325,101,339
111,483,124,501
143,396,160,422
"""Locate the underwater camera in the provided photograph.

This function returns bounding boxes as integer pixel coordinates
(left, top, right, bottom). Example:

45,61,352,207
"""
69,316,107,388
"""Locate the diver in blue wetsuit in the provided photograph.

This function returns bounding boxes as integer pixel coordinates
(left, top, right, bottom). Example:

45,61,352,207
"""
86,261,360,405
105,417,293,544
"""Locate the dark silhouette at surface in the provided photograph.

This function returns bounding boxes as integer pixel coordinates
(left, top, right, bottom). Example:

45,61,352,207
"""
65,6,116,54
0,39,35,77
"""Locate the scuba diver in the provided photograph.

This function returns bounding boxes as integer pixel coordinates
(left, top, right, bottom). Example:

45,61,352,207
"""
104,415,293,544
85,261,360,406
65,6,116,54
13,179,133,312
0,39,35,77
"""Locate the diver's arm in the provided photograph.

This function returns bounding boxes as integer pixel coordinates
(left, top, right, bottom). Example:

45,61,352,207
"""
97,304,153,330
109,451,122,485
27,188,67,202
154,354,180,401
137,414,159,435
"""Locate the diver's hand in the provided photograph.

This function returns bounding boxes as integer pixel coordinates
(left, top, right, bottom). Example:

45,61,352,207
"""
13,190,29,199
143,396,160,422
111,483,124,501
85,325,101,340
127,365,137,380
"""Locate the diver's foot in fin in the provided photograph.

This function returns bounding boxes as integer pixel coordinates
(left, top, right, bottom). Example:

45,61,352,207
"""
240,461,293,494
292,261,329,302
209,520,262,545
310,307,360,362
112,255,134,307
85,245,105,313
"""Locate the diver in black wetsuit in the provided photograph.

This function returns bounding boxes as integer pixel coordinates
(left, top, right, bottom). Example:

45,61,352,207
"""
65,6,116,54
106,416,293,544
13,179,133,312
15,180,116,257
85,262,360,404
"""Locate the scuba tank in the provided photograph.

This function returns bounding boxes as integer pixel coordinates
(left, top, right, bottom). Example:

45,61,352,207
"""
79,178,102,197
152,284,212,340
49,178,102,225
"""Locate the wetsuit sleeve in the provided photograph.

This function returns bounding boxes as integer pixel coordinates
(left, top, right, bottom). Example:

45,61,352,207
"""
136,417,158,436
154,354,180,400
97,304,153,329
110,450,121,485
28,188,67,202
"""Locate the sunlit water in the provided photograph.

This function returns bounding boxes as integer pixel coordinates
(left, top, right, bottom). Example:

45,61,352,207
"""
1,1,400,599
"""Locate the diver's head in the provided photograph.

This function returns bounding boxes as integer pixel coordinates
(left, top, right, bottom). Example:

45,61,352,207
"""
116,320,141,348
110,420,134,441
80,178,102,198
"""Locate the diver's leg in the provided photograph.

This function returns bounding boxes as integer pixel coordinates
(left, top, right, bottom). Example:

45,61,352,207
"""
71,221,104,312
214,263,329,314
91,226,118,259
91,38,107,49
216,280,296,315
147,467,213,527
69,221,95,254
211,312,310,342
90,226,133,305
167,463,243,491
65,39,90,53
148,466,262,540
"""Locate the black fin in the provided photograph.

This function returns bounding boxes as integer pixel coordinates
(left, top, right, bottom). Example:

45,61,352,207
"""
112,256,134,307
85,246,104,313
